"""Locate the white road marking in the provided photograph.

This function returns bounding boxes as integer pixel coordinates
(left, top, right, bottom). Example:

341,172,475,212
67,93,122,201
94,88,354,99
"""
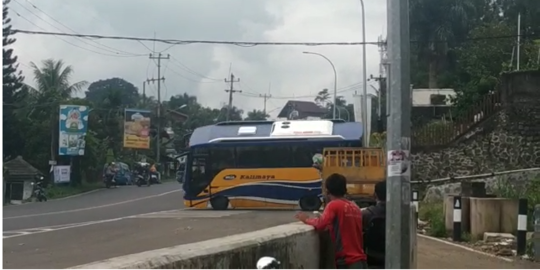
3,189,181,220
3,209,253,239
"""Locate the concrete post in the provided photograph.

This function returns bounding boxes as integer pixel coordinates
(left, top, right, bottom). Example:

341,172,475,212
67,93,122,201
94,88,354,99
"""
534,204,540,261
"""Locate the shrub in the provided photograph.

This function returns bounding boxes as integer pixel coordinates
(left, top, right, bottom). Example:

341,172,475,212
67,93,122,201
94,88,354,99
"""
419,202,447,237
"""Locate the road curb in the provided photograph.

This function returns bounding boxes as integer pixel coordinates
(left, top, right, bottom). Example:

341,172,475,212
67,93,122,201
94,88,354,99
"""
417,233,514,262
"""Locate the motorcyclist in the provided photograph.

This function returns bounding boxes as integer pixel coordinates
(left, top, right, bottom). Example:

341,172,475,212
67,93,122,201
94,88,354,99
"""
149,163,160,183
105,162,118,185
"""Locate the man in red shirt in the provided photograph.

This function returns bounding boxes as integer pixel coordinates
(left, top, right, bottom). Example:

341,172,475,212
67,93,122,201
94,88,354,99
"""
295,173,368,269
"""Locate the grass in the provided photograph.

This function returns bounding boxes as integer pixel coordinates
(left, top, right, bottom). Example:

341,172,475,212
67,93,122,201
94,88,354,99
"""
419,201,447,238
46,181,103,199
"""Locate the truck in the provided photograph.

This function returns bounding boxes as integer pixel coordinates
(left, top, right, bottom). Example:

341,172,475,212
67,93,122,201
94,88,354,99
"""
321,147,386,207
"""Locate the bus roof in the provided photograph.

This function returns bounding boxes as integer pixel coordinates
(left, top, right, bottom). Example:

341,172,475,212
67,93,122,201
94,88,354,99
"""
189,120,363,147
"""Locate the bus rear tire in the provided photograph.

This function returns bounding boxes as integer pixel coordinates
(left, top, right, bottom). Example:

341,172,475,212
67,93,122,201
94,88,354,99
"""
210,196,229,210
299,195,322,211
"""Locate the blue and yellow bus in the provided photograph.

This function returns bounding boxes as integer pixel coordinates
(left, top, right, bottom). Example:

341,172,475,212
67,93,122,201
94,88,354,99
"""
182,119,364,211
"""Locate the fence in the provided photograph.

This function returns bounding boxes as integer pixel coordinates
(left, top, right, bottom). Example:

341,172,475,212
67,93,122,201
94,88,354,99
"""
412,90,503,148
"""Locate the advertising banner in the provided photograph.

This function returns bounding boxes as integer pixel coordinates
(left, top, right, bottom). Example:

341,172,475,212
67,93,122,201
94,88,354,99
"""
123,108,151,149
59,105,89,156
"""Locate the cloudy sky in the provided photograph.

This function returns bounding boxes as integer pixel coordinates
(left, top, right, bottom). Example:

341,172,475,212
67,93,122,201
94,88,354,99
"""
9,0,386,118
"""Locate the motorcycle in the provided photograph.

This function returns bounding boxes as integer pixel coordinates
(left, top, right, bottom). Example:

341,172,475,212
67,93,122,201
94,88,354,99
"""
149,172,160,184
257,257,281,269
104,174,117,189
136,172,151,187
135,162,151,187
32,175,47,202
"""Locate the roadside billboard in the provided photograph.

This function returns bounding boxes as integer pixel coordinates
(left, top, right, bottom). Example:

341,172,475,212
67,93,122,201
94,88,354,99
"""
123,108,151,149
58,105,89,156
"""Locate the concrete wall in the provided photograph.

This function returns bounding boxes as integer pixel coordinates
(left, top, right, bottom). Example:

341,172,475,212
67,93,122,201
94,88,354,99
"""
71,223,323,269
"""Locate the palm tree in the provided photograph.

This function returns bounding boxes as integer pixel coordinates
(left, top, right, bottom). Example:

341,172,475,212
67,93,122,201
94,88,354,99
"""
28,59,87,161
410,0,476,88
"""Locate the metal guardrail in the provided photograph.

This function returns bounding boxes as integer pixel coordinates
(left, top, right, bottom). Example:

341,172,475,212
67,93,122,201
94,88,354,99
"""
411,167,540,185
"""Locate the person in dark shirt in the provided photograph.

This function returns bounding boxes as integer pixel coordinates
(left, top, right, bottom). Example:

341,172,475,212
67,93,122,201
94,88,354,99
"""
361,181,386,229
361,181,387,268
295,173,368,269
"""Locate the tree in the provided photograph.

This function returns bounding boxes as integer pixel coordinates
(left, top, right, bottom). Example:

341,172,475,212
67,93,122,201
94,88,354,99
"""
28,59,87,161
314,88,330,106
85,78,140,108
244,109,269,120
3,0,25,159
410,0,476,88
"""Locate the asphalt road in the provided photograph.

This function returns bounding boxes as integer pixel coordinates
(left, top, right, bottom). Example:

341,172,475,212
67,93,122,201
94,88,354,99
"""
3,182,297,269
3,182,183,232
4,184,539,269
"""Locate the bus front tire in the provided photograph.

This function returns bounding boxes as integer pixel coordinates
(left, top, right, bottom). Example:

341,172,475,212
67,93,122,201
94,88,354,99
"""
299,195,322,211
210,196,229,210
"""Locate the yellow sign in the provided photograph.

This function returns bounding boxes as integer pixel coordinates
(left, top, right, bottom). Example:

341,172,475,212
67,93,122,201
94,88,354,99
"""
123,108,151,149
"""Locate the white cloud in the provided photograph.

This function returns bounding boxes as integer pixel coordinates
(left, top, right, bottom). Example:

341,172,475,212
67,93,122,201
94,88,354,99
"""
9,0,386,119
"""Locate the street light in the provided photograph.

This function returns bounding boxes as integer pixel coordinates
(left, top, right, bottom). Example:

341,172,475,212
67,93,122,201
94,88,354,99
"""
303,51,338,119
177,104,187,110
359,0,369,147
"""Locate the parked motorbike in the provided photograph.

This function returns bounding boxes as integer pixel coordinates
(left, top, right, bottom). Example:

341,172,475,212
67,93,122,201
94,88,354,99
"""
104,174,117,189
257,257,281,269
32,174,47,202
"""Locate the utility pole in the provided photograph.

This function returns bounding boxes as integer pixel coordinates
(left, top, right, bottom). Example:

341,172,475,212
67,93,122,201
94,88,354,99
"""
142,80,147,107
386,0,413,269
261,82,272,115
260,93,272,115
224,73,241,121
369,74,385,132
148,52,169,168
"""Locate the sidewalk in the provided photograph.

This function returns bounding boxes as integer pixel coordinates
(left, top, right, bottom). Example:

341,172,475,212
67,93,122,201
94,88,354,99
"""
418,236,539,269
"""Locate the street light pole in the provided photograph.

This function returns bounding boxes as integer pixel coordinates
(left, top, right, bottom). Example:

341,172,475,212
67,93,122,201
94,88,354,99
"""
359,0,369,147
303,51,338,119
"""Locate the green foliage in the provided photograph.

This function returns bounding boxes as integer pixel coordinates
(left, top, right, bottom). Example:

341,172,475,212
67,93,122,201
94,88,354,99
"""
314,89,355,121
419,202,447,237
410,0,540,113
370,132,386,148
46,182,102,199
493,176,540,230
244,109,269,120
3,0,26,159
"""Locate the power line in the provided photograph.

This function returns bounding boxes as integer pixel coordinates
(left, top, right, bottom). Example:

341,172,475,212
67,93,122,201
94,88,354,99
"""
240,81,363,100
10,2,144,57
18,0,145,56
169,56,222,82
11,29,381,46
9,9,143,58
11,29,538,47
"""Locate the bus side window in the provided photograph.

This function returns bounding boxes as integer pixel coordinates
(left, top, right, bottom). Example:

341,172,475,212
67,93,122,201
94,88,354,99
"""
291,145,314,167
236,146,259,168
210,147,235,171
